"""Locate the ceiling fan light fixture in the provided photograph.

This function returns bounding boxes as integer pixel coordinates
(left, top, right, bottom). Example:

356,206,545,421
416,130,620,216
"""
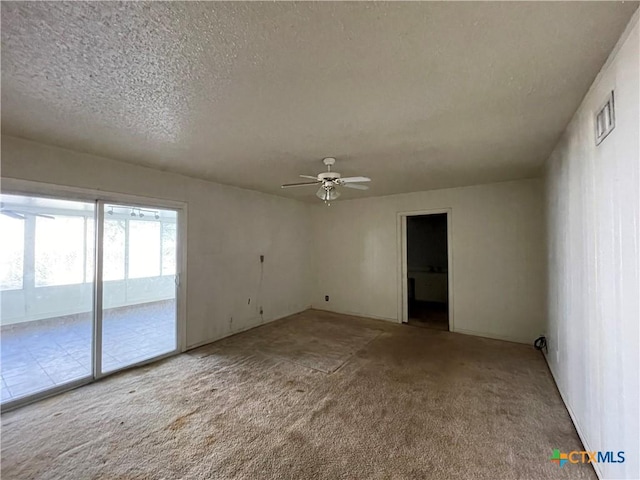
316,186,340,202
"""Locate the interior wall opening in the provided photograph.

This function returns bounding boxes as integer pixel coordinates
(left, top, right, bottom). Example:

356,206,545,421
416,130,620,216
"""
406,213,449,331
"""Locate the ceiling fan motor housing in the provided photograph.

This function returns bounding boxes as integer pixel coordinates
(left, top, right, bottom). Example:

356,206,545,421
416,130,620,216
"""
318,171,341,181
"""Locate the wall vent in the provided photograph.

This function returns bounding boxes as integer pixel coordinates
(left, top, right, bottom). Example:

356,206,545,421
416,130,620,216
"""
595,90,615,146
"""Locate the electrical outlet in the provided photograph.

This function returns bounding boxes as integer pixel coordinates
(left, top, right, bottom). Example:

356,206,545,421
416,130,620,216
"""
259,307,263,315
260,255,264,263
325,295,329,302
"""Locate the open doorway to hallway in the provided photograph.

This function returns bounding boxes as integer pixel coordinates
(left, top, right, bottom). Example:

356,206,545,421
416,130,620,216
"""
406,213,449,331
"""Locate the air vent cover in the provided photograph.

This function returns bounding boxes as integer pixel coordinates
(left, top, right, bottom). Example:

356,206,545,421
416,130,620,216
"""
595,90,615,146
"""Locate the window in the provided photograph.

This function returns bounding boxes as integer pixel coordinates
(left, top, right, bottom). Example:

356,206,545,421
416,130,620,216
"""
128,220,161,279
0,214,25,290
85,217,95,283
2,203,177,288
162,222,177,276
103,219,126,281
35,216,85,287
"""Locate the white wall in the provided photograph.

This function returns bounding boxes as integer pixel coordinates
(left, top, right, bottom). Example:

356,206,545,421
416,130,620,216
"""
1,138,546,349
311,178,545,344
544,12,639,480
0,136,313,348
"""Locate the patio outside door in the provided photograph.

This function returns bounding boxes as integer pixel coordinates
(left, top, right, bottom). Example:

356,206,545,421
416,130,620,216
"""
1,193,181,408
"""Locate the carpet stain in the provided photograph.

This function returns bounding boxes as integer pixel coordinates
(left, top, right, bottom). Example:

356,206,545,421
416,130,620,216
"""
309,398,337,422
166,407,201,431
57,435,107,460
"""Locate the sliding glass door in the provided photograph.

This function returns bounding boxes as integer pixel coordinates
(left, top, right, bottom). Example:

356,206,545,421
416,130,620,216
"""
1,193,180,406
99,203,178,374
1,194,94,404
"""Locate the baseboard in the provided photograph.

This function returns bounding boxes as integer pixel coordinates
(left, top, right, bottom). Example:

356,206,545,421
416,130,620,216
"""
308,310,534,345
542,352,603,480
452,327,531,345
310,307,398,324
185,306,311,351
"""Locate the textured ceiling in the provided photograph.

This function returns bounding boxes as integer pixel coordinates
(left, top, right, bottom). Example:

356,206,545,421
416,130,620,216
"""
2,2,638,201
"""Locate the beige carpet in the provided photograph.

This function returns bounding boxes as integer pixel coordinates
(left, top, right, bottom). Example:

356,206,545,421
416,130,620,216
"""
1,309,594,479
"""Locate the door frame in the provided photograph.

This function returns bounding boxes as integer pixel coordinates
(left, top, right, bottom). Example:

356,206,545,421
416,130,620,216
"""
0,178,188,410
396,208,453,330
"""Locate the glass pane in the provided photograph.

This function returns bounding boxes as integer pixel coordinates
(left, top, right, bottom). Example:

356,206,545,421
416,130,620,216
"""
103,219,125,281
161,223,177,276
1,194,94,405
35,216,85,287
0,214,24,290
85,218,95,283
101,205,177,374
128,220,160,279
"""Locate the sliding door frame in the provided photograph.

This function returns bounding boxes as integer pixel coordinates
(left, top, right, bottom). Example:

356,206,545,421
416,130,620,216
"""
0,178,188,410
94,200,105,378
95,199,182,378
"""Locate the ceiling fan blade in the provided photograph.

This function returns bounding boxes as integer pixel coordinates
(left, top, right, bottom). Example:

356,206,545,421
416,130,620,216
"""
1,210,25,220
0,207,55,219
281,181,321,188
299,175,319,180
343,183,369,190
340,176,371,183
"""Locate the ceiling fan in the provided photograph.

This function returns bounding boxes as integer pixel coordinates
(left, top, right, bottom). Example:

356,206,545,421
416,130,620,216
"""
281,157,370,204
0,203,54,220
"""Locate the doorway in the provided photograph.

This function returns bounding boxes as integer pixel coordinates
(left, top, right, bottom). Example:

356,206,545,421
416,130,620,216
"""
0,192,183,408
403,213,450,330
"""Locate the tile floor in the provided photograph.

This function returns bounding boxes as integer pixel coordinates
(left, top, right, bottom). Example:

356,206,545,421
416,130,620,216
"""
1,299,176,404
